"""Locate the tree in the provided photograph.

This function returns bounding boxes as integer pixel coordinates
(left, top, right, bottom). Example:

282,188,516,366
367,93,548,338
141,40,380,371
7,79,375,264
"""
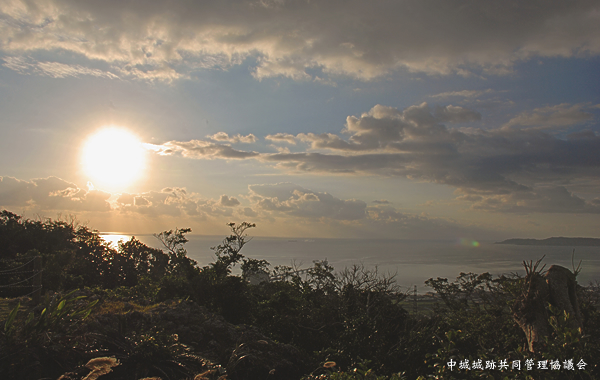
118,237,169,281
153,227,198,278
210,222,256,276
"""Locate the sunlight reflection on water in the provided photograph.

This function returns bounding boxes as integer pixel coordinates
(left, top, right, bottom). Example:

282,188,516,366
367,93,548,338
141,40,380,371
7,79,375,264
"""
100,234,132,248
101,234,600,291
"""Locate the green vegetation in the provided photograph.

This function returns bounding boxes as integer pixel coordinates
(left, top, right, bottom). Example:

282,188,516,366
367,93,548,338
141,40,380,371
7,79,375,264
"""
0,210,598,379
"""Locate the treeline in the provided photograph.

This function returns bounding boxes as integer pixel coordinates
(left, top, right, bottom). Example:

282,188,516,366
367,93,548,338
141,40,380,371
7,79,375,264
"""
0,210,599,380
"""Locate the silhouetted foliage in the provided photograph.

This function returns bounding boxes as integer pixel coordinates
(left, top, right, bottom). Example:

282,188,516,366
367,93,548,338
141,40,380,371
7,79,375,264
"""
0,212,194,293
1,210,599,379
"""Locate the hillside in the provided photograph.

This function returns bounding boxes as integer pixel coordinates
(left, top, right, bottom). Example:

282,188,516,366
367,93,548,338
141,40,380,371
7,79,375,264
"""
495,237,600,246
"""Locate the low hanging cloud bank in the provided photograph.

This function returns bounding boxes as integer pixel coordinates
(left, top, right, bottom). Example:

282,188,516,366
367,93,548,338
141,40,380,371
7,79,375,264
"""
1,0,599,81
248,182,367,221
245,182,495,239
151,101,600,214
0,176,111,212
0,175,493,239
0,176,241,220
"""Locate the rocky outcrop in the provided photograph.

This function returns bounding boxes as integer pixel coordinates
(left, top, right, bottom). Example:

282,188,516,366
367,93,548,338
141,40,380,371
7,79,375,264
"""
512,264,583,352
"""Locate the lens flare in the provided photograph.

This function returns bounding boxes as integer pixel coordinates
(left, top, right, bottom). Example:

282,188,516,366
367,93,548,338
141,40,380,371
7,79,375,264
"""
458,238,480,247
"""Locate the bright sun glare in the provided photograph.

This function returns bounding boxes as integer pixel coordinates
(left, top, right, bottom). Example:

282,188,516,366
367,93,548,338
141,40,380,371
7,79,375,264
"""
82,127,146,190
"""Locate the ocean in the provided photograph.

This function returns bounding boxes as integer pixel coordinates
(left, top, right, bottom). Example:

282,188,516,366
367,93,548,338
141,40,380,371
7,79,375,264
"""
101,234,600,292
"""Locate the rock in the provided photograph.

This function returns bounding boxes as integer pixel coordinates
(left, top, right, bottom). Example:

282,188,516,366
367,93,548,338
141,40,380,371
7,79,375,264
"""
512,264,583,352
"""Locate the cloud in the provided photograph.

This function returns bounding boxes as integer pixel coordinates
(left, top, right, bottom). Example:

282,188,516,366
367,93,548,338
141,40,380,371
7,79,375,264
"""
566,130,597,139
146,140,260,159
0,176,111,212
364,206,489,239
134,196,150,206
504,103,594,129
114,187,242,218
1,1,599,81
116,193,134,205
144,101,600,214
0,176,248,220
242,207,258,218
291,103,479,152
265,133,297,144
262,152,410,174
115,63,184,82
0,175,498,238
431,89,494,99
219,194,241,207
2,56,120,79
0,176,33,206
260,132,600,211
243,182,498,239
207,132,257,144
248,183,367,220
372,199,391,204
458,186,600,214
263,103,600,213
117,187,202,217
434,105,482,123
271,145,291,153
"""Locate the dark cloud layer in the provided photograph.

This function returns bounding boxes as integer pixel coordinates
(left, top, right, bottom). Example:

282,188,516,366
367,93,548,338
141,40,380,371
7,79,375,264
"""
503,104,594,130
1,0,599,81
151,101,600,214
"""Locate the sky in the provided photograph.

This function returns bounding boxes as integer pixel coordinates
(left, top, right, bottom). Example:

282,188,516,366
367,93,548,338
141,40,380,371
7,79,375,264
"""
0,0,599,240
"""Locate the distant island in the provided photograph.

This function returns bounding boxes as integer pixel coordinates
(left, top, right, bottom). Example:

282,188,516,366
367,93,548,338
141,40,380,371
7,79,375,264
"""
496,237,600,246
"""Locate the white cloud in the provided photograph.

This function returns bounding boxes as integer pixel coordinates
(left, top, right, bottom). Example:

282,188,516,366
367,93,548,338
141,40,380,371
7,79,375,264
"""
2,56,120,79
265,133,297,144
207,132,257,144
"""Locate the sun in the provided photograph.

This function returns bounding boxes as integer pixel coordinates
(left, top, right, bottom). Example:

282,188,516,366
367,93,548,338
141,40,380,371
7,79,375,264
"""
82,127,146,191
